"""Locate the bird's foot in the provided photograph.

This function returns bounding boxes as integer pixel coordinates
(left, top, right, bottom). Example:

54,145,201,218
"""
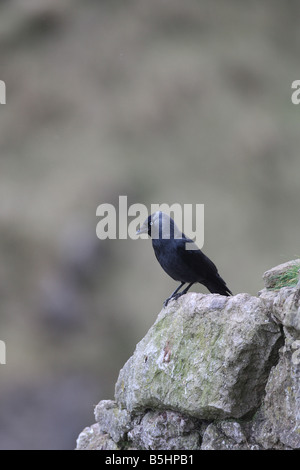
172,292,184,301
163,292,184,308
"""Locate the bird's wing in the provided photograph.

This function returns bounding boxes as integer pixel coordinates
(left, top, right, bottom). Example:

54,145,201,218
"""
176,237,232,295
175,238,218,276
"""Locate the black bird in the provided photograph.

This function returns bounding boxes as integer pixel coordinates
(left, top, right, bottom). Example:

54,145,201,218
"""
137,211,232,307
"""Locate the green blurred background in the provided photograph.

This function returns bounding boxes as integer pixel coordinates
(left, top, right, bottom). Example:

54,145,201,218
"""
0,0,300,449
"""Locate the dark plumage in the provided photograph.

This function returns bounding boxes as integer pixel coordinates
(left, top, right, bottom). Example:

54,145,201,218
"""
137,211,232,307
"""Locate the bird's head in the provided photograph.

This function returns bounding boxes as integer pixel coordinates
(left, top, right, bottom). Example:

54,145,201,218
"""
136,211,182,239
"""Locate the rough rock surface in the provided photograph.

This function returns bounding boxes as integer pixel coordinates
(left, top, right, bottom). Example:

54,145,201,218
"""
76,260,300,450
127,410,201,450
76,424,120,450
201,421,254,450
115,293,281,420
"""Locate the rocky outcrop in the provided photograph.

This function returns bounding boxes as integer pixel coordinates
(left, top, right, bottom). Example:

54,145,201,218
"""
76,260,300,450
115,293,281,420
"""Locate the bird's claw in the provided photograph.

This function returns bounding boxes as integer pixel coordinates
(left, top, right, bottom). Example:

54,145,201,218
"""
163,292,183,308
172,293,183,302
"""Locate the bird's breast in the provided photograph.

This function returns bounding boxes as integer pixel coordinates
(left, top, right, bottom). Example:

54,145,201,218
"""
152,238,192,282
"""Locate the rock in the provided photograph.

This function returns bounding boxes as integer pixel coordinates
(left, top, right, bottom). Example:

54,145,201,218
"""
115,293,282,420
201,421,251,450
75,260,300,450
263,259,300,289
252,274,300,450
128,410,201,450
76,424,120,450
272,288,300,337
260,287,300,343
94,400,131,444
251,346,300,449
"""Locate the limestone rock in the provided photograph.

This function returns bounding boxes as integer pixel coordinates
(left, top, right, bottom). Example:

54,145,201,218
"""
272,288,300,337
75,260,300,450
128,410,201,450
76,424,120,450
94,400,131,444
201,421,255,450
251,346,300,449
115,293,282,420
262,259,300,289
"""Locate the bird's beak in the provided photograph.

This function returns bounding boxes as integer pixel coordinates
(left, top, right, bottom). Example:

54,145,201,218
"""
136,223,148,235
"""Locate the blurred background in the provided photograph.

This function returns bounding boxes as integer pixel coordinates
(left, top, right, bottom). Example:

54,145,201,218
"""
0,0,300,449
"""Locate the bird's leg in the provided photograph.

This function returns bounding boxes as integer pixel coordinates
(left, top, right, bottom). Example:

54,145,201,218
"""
181,282,195,295
163,282,185,307
171,282,195,302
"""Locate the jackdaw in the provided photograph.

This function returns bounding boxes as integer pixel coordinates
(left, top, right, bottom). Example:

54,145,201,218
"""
137,211,232,307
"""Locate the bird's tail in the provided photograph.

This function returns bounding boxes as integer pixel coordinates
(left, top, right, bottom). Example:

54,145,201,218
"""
203,275,232,297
